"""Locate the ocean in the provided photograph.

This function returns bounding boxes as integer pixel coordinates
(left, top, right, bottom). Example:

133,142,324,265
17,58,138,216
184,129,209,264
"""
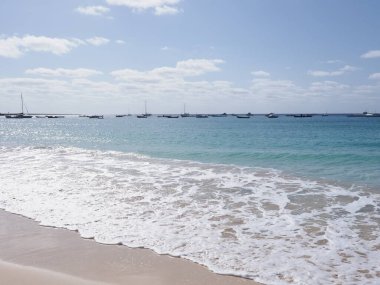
0,115,379,284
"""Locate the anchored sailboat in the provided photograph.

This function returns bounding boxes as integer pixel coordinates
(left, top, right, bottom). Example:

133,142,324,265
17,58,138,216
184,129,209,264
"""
137,101,150,118
6,93,33,119
181,103,190,117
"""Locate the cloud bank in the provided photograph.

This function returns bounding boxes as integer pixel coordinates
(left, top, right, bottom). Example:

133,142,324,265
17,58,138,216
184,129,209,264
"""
25,68,102,78
308,65,357,77
361,50,380,59
75,6,110,16
106,0,181,15
0,35,110,58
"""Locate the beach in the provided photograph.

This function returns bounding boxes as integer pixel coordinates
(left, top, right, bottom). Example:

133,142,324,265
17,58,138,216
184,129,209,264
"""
0,117,379,284
0,210,260,285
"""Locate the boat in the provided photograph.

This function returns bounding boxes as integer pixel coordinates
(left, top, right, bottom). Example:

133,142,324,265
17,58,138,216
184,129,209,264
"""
88,115,104,119
5,93,33,119
236,115,250,119
293,114,312,118
46,115,64,118
137,101,150,118
181,103,191,117
115,114,126,118
347,112,380,117
266,113,279,118
210,113,227,117
196,114,208,118
36,116,46,118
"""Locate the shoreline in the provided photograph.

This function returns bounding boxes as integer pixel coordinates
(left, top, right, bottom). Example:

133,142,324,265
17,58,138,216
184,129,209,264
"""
0,209,261,285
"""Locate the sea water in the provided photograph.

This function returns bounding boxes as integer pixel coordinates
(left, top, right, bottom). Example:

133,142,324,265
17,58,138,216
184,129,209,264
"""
0,115,379,284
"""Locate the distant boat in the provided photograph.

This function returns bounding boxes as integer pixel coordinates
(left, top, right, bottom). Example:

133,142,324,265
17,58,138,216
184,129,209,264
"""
137,101,150,118
293,114,312,118
36,116,46,118
46,115,64,119
164,115,179,118
236,115,250,119
88,115,104,119
210,113,227,117
347,112,380,117
181,104,190,117
266,113,278,118
196,114,208,118
5,93,33,119
115,114,126,117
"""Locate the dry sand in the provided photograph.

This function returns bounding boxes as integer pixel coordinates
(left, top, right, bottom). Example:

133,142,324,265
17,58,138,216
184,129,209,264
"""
0,210,261,285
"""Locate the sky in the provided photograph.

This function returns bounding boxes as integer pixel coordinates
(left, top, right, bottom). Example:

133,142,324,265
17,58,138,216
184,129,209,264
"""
0,0,380,114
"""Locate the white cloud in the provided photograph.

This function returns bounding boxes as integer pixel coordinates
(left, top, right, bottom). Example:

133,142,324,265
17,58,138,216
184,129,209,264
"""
0,35,81,58
251,70,270,77
2,66,380,114
249,76,355,106
25,68,102,78
0,35,110,58
326,59,344,64
106,0,180,15
340,65,357,72
369,73,380,80
154,5,179,15
0,57,246,113
308,70,337,77
86,37,110,46
75,6,110,16
361,50,380,59
309,81,350,94
353,83,380,95
251,78,303,100
111,59,224,81
308,65,357,77
107,58,248,108
115,40,126,44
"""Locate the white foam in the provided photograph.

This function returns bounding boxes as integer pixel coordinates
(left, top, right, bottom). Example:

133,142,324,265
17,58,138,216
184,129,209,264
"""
0,146,379,285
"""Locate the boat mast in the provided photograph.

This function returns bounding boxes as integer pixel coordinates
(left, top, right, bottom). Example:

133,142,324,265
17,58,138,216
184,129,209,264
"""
184,103,186,114
21,93,24,114
144,100,147,115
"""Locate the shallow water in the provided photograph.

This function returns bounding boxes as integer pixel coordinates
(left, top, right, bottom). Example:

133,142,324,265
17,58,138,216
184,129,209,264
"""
0,116,379,284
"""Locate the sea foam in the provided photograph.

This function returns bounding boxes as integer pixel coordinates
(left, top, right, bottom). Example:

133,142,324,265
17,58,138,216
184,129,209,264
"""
0,146,379,285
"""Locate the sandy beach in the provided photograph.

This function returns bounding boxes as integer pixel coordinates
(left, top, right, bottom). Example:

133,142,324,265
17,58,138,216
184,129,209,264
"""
0,209,261,285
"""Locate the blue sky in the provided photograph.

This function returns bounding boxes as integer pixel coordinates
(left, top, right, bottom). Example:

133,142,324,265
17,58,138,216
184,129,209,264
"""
1,0,379,114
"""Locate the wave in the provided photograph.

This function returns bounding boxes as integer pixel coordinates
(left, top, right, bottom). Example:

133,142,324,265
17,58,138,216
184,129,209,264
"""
0,146,379,285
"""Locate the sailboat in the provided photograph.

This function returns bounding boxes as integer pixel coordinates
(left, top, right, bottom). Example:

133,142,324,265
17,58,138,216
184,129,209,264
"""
181,103,190,117
6,93,33,119
137,101,149,118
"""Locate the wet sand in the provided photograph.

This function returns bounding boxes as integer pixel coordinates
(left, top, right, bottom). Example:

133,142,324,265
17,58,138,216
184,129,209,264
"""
0,210,261,285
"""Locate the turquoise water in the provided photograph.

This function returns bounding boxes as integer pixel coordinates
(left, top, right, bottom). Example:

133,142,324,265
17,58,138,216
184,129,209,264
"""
1,115,379,188
1,115,380,284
